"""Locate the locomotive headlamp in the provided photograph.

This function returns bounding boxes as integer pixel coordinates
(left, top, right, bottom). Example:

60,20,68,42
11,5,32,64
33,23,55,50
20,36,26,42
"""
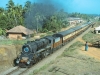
16,60,19,64
24,47,29,52
16,58,20,64
27,61,30,65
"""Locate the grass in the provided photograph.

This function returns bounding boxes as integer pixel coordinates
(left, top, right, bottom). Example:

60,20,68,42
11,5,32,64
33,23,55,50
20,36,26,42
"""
61,41,83,57
82,31,100,43
46,31,54,36
95,21,100,27
0,39,27,45
82,21,100,44
31,64,49,75
40,34,46,38
30,61,54,75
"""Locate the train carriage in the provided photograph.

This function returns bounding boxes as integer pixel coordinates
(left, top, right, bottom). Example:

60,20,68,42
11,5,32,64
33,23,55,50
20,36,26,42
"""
72,26,82,36
53,28,76,45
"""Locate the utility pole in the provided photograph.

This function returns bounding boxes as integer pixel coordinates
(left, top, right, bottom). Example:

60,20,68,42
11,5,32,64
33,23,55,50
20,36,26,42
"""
36,18,38,33
35,14,40,34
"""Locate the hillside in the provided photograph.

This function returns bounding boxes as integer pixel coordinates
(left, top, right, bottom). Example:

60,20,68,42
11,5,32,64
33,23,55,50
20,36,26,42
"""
0,45,22,73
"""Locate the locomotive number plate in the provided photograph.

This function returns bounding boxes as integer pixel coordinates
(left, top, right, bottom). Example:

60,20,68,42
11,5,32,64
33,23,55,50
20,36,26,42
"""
22,57,28,60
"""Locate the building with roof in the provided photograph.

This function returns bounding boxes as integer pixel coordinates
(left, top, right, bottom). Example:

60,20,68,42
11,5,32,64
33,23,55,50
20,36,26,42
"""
68,17,83,25
94,26,100,34
6,25,34,39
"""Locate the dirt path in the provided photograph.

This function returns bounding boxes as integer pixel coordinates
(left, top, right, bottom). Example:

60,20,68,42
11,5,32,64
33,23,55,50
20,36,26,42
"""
78,38,100,60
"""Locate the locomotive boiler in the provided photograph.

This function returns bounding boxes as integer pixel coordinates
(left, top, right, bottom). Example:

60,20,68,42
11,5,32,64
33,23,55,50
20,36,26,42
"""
15,38,51,67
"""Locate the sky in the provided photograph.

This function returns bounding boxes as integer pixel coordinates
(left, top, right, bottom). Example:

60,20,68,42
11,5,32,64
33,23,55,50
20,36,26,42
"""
0,0,100,14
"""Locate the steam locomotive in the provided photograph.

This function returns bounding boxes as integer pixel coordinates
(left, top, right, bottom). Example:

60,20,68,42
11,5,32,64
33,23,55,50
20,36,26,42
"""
15,22,94,67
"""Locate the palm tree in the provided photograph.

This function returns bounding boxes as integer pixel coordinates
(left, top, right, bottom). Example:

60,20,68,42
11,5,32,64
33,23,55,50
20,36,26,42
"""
0,7,4,14
14,5,24,25
6,0,16,26
6,0,24,27
24,1,31,12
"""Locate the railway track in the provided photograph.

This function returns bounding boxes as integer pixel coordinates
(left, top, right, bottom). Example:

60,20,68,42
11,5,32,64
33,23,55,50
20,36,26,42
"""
5,67,28,75
5,57,47,75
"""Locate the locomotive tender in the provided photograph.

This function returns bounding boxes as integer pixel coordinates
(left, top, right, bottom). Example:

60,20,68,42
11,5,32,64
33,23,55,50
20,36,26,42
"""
15,22,94,67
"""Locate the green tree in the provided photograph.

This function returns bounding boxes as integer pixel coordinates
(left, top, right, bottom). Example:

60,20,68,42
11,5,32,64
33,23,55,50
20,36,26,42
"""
99,17,100,21
43,15,60,32
24,1,31,12
5,0,25,29
6,0,17,27
0,28,3,35
0,15,8,29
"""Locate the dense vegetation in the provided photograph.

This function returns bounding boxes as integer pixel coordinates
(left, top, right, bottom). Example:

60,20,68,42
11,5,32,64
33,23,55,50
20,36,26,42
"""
0,0,94,35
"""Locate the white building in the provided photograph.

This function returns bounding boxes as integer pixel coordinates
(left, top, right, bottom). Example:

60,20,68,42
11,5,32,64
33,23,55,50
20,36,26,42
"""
94,26,100,34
